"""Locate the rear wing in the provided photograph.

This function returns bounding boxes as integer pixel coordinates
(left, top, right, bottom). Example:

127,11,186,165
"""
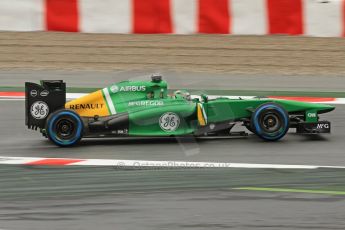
25,80,66,130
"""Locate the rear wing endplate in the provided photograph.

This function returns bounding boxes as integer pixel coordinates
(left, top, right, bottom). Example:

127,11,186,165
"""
25,80,66,130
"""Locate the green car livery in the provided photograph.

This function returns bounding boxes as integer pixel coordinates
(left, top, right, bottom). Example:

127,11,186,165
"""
25,75,334,147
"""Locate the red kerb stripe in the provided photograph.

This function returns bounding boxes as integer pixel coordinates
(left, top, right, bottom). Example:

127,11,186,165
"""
267,0,303,35
343,0,345,37
45,0,79,32
26,158,83,166
198,0,230,34
0,92,25,97
133,0,172,33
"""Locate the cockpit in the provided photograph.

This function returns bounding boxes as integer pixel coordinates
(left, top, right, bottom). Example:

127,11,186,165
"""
173,90,192,101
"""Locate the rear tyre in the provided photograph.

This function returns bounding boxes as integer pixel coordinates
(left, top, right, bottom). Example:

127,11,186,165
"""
46,109,84,147
251,103,289,141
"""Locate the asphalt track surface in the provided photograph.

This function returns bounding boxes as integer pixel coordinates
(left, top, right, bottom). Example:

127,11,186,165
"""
1,71,345,230
2,100,345,165
2,70,345,92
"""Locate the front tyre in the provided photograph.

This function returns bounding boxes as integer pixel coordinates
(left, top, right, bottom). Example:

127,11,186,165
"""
46,109,84,147
251,103,289,141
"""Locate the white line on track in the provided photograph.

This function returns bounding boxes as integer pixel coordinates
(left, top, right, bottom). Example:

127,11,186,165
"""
0,98,23,101
1,93,345,105
1,156,345,169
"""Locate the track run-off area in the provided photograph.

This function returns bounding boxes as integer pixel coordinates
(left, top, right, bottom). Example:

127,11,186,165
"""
1,33,345,229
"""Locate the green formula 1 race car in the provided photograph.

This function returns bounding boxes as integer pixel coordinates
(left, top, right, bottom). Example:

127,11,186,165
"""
25,75,335,147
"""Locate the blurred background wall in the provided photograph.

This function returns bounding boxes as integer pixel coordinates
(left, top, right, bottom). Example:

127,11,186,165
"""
0,0,344,37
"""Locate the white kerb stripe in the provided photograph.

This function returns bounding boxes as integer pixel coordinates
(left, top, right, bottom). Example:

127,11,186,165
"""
0,156,42,165
72,159,320,169
3,156,345,169
0,0,43,31
103,88,117,115
171,0,197,34
79,0,131,33
231,0,267,35
304,0,343,37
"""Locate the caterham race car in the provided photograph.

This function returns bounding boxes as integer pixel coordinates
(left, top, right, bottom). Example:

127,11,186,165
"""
25,75,334,147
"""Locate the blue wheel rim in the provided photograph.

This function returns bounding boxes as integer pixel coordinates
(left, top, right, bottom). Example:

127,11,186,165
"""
253,104,288,141
47,111,83,146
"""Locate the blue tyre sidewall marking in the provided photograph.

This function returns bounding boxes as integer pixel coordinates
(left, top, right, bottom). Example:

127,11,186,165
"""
48,111,82,146
253,104,288,140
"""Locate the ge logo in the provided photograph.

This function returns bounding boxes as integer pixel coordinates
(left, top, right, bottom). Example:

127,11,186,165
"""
30,101,49,119
159,112,180,132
